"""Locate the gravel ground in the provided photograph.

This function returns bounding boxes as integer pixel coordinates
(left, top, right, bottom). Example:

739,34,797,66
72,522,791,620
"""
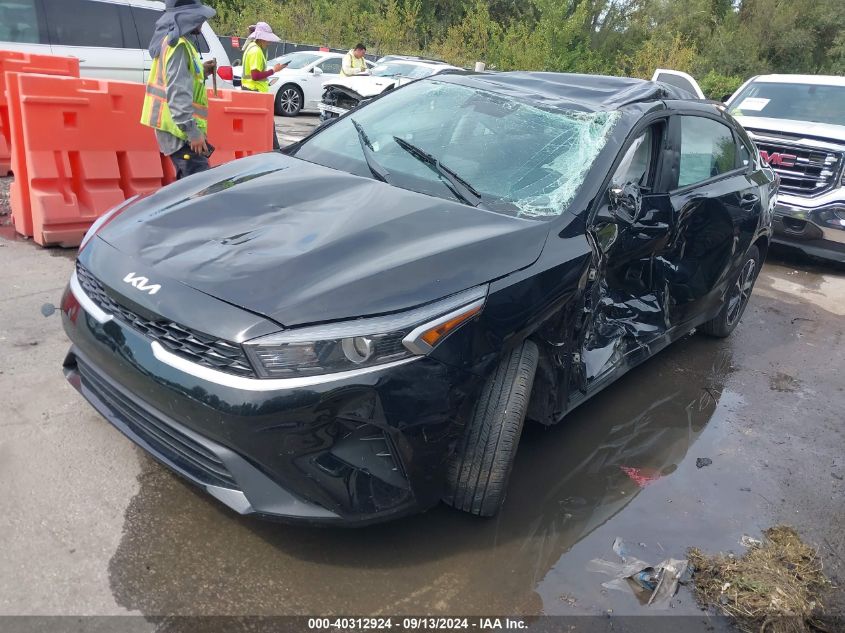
0,175,10,217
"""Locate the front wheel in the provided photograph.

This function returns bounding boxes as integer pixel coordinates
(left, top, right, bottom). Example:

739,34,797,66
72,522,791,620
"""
443,340,539,517
701,244,761,338
276,85,303,117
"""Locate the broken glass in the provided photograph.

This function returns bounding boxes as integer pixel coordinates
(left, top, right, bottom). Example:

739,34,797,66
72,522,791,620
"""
293,80,620,219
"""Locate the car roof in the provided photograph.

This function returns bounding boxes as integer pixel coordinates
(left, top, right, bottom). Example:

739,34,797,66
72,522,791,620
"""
272,51,343,62
379,55,449,64
748,74,845,87
378,59,461,71
431,72,699,111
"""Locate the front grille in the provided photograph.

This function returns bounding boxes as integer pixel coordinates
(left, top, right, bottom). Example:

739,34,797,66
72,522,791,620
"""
76,264,256,377
752,136,843,196
77,359,239,489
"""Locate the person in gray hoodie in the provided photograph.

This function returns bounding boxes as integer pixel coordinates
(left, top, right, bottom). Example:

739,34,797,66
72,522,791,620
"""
143,0,217,178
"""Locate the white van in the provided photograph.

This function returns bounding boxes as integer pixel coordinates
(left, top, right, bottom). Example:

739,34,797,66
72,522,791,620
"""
0,0,231,84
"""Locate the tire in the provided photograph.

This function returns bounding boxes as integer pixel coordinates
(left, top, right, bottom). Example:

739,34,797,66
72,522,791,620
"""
701,244,761,338
276,84,303,117
443,340,540,517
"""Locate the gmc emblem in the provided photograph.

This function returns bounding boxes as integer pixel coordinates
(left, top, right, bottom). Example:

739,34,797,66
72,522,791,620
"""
760,151,797,168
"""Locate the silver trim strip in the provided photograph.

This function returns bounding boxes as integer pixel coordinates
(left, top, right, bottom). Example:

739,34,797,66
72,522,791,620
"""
151,341,418,391
403,298,486,355
70,270,113,325
205,485,254,514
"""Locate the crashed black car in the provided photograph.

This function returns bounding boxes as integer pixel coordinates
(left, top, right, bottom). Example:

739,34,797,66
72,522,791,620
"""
61,72,776,525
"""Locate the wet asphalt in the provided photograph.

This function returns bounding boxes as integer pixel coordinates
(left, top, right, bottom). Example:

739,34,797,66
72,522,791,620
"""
0,119,843,620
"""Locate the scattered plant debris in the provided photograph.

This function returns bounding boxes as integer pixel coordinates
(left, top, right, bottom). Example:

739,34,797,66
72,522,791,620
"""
689,526,833,633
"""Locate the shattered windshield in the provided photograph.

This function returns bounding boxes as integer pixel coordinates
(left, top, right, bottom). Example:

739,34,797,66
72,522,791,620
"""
293,80,619,218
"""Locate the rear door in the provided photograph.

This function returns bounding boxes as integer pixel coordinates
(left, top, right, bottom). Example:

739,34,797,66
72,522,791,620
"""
661,113,763,326
42,0,144,82
0,0,51,54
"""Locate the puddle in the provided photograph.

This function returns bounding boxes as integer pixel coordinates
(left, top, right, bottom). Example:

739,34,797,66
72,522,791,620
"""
107,333,736,616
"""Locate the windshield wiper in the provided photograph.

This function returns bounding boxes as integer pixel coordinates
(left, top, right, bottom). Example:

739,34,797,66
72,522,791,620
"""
350,119,390,183
392,136,482,207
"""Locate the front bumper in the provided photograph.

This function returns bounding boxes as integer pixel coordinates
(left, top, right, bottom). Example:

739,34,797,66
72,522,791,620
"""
62,274,482,525
772,192,845,263
318,103,346,122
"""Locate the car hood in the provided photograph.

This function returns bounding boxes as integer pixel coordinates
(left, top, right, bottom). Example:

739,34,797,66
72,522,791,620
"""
97,153,551,327
322,75,402,98
735,116,845,145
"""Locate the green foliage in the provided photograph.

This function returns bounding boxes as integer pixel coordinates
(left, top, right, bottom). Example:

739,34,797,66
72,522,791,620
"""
205,0,845,84
698,70,744,101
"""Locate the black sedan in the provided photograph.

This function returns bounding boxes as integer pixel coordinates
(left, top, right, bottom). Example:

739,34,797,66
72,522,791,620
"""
61,72,776,525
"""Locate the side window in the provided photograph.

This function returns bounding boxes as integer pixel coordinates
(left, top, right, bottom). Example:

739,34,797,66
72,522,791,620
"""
194,32,210,54
43,0,128,48
318,58,342,75
612,126,656,189
678,116,738,187
0,0,45,44
132,6,161,51
738,137,754,168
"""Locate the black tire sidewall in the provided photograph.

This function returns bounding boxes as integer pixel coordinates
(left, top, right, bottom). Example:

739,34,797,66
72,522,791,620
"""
276,85,303,117
704,244,762,337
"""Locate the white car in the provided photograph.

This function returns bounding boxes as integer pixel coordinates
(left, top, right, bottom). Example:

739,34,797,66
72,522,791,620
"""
0,0,232,86
318,57,462,120
233,50,374,117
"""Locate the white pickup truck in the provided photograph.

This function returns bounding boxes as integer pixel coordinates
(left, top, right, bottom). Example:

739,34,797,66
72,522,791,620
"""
654,70,845,263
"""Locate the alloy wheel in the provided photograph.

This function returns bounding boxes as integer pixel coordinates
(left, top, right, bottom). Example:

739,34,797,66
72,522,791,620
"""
726,258,757,326
279,88,301,115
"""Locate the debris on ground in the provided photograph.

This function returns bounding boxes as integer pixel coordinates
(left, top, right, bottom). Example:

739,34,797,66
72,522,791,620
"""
619,465,663,487
588,537,690,608
696,457,713,469
689,526,832,633
740,535,763,548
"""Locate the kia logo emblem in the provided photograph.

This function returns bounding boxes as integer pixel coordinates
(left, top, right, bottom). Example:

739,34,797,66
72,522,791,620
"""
123,273,161,295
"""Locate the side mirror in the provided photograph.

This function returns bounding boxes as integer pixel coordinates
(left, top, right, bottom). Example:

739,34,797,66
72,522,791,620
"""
312,67,323,76
608,182,643,224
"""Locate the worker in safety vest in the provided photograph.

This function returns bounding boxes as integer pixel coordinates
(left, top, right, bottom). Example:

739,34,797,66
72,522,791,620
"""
341,43,369,77
141,0,217,179
241,22,285,149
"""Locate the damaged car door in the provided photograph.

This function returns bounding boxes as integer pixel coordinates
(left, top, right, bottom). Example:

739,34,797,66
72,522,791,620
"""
580,117,675,389
661,113,768,327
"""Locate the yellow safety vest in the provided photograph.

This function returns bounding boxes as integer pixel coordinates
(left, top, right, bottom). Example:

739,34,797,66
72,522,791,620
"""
141,37,208,140
241,41,269,93
341,50,367,76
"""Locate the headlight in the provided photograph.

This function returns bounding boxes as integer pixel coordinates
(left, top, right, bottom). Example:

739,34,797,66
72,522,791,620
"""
269,77,278,86
243,286,487,378
79,195,139,251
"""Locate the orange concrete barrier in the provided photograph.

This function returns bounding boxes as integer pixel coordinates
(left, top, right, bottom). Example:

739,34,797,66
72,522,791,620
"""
9,74,168,246
9,72,274,246
206,88,274,166
0,51,80,176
